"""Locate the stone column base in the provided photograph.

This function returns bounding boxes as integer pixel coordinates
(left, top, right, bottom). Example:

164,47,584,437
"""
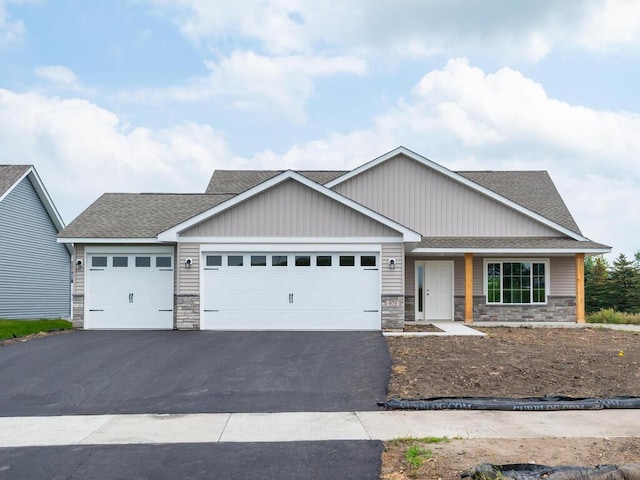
175,295,200,330
72,294,84,329
382,295,405,329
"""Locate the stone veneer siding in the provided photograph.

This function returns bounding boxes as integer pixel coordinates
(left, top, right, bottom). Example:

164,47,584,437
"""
404,295,415,321
454,295,576,322
72,294,84,329
382,295,404,329
175,295,200,330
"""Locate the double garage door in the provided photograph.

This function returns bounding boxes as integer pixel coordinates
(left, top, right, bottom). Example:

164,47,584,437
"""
201,252,381,330
85,250,174,329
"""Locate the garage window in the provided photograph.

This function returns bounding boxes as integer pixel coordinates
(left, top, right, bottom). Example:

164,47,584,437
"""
295,255,311,266
251,255,267,266
206,255,222,267
136,256,151,267
316,255,332,266
113,256,128,267
272,255,287,266
156,257,172,268
228,255,243,267
92,256,107,267
361,256,376,267
339,255,355,267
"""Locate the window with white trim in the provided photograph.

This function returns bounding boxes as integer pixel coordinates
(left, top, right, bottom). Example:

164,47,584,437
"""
486,260,548,304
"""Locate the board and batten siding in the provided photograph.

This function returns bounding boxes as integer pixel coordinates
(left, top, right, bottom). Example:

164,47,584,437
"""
333,154,559,237
0,177,70,319
382,243,403,295
177,243,200,295
181,180,402,238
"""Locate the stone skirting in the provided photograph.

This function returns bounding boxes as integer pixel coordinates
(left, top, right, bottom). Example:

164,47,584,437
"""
404,295,415,321
454,295,576,322
175,295,200,330
381,295,405,329
72,294,84,329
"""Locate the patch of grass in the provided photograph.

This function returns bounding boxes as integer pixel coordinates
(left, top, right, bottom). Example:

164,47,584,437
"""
404,443,433,474
0,319,72,341
587,309,640,325
388,436,450,447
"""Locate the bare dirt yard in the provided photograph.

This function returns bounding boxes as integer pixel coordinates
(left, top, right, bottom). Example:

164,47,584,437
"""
382,326,640,479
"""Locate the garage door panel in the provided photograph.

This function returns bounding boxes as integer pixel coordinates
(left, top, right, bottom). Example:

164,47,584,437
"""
86,252,174,330
202,251,380,330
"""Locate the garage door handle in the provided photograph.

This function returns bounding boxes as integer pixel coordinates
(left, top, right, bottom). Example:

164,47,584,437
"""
158,309,173,312
364,310,379,313
289,293,294,304
204,309,219,312
129,293,134,303
89,309,104,312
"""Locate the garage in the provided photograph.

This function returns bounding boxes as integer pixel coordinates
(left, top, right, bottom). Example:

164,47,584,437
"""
201,251,380,330
85,248,174,329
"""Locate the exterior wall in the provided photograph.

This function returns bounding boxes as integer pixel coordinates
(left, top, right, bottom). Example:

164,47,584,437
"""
405,254,578,323
175,243,200,329
182,179,402,238
333,154,559,237
0,177,71,319
454,296,576,322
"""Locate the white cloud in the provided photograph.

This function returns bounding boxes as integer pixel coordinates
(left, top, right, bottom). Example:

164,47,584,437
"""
147,0,640,63
0,88,237,221
117,50,366,123
0,0,25,45
35,65,79,87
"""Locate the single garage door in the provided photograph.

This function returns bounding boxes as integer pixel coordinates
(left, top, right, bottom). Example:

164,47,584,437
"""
201,252,380,330
85,251,174,329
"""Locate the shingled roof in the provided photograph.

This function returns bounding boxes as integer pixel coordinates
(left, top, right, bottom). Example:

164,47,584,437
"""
417,237,610,251
206,170,347,194
0,165,30,198
59,193,233,239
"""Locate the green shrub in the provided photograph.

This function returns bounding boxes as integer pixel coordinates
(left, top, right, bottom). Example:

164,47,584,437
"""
0,319,72,341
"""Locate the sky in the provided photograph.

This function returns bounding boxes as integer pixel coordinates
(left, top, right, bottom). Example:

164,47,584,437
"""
1,0,639,259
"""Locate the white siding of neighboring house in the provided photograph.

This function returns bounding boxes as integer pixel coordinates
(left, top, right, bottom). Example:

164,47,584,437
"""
333,154,560,237
0,177,71,319
180,179,403,238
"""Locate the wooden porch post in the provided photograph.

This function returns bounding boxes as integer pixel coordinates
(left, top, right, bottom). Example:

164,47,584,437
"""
575,252,585,323
464,253,473,324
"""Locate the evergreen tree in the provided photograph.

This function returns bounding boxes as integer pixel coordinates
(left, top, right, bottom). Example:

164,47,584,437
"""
609,253,640,313
585,255,611,312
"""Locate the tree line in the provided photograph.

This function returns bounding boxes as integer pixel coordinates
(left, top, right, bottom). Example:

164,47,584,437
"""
585,252,640,313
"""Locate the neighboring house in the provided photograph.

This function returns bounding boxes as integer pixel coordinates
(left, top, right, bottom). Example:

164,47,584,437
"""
0,165,71,319
58,147,610,330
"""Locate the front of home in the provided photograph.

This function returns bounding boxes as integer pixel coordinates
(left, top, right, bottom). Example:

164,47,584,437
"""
58,147,610,330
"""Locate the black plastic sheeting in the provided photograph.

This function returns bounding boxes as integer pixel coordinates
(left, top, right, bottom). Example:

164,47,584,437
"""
462,462,640,480
377,396,640,411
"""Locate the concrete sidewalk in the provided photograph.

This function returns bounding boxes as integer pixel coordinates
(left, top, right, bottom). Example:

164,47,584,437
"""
2,410,639,447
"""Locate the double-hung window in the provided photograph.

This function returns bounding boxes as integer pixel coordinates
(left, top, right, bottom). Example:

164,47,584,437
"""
486,260,548,304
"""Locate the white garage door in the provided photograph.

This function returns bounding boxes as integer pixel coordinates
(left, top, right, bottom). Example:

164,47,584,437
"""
85,251,174,329
201,252,380,330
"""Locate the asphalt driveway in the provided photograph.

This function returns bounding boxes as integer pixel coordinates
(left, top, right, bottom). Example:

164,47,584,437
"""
0,330,390,416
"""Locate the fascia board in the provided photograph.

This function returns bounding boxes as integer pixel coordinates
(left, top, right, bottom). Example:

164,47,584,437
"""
158,170,421,242
326,146,587,241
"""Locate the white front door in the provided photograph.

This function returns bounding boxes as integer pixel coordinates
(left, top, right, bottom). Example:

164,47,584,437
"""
415,260,454,321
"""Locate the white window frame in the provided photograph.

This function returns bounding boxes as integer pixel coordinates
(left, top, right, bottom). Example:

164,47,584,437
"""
483,258,550,305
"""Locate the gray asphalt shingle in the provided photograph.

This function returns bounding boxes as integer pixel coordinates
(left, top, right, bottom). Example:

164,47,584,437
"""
0,165,30,198
417,237,610,250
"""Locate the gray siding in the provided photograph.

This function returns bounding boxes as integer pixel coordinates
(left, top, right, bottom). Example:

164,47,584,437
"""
0,177,70,319
181,180,402,238
550,256,576,296
382,243,403,295
177,243,200,295
333,154,559,237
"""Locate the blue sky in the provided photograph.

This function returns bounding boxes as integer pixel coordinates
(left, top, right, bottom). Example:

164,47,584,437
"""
1,0,639,259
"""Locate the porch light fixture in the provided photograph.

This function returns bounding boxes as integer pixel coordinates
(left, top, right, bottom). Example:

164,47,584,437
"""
388,258,396,269
75,259,83,270
185,258,192,269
